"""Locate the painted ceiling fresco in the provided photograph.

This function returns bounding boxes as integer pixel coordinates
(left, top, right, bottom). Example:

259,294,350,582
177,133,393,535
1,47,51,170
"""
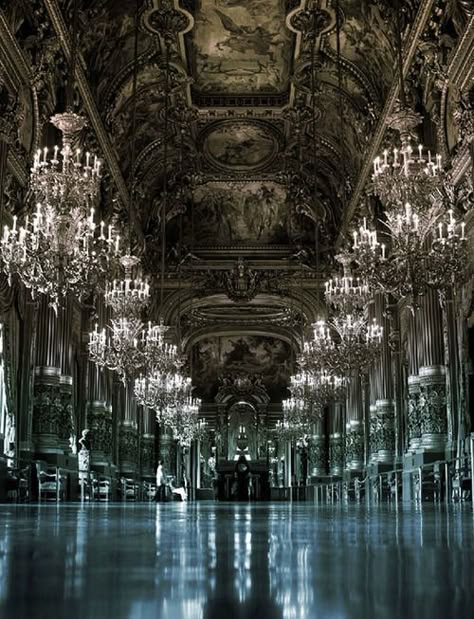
186,0,294,95
191,335,292,401
203,120,280,171
170,181,315,246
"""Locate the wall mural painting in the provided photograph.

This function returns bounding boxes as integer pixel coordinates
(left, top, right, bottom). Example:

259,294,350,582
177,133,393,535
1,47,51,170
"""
188,0,293,94
186,181,290,245
191,335,291,401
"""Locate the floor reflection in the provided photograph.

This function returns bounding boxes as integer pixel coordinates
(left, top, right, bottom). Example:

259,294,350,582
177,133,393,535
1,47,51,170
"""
0,502,473,618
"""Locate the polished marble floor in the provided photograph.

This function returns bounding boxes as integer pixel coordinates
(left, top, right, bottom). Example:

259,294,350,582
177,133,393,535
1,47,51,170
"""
0,501,473,619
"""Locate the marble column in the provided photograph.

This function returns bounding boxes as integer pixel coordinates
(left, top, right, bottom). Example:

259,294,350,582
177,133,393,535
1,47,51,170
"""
57,301,74,455
32,297,62,458
118,383,138,476
161,426,177,478
329,401,344,477
345,373,364,472
407,311,422,452
418,289,448,452
309,418,327,478
140,406,155,480
374,295,395,464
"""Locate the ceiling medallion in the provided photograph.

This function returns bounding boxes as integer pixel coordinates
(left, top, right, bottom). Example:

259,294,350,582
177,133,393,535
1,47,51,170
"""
200,120,282,173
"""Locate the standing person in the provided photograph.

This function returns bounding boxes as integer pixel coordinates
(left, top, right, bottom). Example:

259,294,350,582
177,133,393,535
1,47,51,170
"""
155,460,165,501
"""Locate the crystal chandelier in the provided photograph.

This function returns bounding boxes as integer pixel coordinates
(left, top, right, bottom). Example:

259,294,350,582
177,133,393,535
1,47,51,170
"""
281,395,310,441
164,396,205,447
88,255,152,382
351,204,468,300
104,255,150,317
31,112,101,210
325,253,371,312
89,318,145,384
305,315,383,376
0,0,121,308
134,366,192,416
372,107,445,210
1,200,120,307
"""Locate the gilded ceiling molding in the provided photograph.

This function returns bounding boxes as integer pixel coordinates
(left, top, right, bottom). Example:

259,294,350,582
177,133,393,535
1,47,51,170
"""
43,0,129,211
0,13,38,187
336,0,436,248
442,15,474,185
322,46,378,106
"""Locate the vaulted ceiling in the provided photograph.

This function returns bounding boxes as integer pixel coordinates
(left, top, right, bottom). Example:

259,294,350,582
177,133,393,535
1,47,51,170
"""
2,0,470,401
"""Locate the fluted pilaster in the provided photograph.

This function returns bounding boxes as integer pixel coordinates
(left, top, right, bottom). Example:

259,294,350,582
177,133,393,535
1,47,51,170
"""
33,298,61,456
329,401,344,476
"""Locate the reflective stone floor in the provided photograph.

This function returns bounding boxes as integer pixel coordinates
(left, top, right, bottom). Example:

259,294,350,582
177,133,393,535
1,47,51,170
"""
0,502,473,619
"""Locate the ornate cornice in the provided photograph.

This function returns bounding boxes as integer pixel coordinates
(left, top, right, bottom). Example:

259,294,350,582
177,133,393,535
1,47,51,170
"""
336,0,436,247
0,11,32,187
43,0,129,210
444,15,474,185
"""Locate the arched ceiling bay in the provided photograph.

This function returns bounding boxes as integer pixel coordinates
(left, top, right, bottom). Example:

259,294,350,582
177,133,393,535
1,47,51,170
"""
59,0,401,248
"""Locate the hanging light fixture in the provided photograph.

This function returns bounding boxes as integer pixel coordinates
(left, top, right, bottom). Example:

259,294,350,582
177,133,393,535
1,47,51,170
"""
0,0,121,309
88,0,174,383
298,4,383,380
131,2,194,411
371,3,445,211
348,2,469,302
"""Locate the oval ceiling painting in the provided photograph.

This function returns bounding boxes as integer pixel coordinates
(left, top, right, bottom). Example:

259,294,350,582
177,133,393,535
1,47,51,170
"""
203,120,280,171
